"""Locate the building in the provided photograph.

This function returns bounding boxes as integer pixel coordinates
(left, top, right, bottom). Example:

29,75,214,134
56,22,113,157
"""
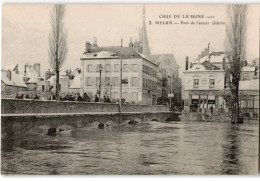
1,65,28,96
239,79,259,117
79,5,162,104
240,66,258,81
184,44,259,115
80,43,158,104
148,54,182,106
183,56,225,112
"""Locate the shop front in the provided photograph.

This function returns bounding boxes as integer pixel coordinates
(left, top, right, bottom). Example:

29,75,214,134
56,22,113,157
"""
189,92,219,112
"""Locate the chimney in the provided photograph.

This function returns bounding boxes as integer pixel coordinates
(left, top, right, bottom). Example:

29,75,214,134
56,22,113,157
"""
24,65,27,76
222,57,226,70
6,70,11,81
85,41,91,53
185,56,189,70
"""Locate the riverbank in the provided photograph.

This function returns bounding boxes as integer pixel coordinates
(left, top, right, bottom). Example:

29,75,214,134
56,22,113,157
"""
180,111,259,124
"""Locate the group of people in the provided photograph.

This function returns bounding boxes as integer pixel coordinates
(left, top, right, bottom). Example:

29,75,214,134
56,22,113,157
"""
94,95,111,103
14,91,113,103
15,93,39,100
53,92,91,102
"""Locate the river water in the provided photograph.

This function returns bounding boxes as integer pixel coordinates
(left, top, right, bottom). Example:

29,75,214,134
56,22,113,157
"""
1,121,259,175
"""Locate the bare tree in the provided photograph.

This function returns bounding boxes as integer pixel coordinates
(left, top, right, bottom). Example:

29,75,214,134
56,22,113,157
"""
48,4,68,98
225,4,247,123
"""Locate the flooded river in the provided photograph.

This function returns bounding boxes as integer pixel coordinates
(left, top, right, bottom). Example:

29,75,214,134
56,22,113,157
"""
1,121,259,175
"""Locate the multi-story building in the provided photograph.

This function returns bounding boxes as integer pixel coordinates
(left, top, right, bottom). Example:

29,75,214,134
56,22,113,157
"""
80,42,158,105
184,46,259,115
183,56,225,112
79,5,164,105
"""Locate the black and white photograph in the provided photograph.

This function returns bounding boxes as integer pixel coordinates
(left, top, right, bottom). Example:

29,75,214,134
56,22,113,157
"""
1,2,259,175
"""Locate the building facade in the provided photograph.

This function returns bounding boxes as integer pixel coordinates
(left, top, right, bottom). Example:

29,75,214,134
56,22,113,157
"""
80,45,158,104
183,58,225,112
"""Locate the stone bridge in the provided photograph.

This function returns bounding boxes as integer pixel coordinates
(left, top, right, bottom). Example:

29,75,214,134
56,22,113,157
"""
1,99,180,148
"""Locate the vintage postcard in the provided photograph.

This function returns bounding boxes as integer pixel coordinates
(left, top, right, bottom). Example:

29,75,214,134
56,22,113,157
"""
1,4,259,175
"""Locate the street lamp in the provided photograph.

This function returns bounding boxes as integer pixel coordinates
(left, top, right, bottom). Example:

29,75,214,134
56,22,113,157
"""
97,64,103,102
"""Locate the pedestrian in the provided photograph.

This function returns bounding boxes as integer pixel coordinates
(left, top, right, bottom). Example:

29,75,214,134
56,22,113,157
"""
34,93,39,99
64,93,69,101
68,94,74,101
103,96,107,102
106,96,111,103
50,93,56,100
86,93,91,102
83,93,87,101
15,93,20,99
25,94,30,99
95,94,99,102
210,106,213,114
77,93,83,101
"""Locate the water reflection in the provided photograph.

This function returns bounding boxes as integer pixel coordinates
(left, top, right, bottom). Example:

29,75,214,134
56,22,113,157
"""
1,120,258,175
221,125,241,174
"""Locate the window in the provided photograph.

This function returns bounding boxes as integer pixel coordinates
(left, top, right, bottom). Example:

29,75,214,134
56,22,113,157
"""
132,64,138,72
193,79,199,89
105,64,111,72
114,64,119,72
143,78,145,88
209,79,215,89
123,64,129,72
87,77,92,86
105,77,110,86
114,77,119,86
87,65,92,72
132,77,138,87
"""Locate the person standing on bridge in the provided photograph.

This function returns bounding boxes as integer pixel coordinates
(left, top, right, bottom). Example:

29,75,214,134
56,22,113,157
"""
95,95,99,102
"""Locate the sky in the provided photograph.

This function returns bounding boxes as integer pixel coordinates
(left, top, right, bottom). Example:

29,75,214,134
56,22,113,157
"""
1,4,259,77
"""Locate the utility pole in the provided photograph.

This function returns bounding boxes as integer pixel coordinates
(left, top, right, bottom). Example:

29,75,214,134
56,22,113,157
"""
119,38,123,112
170,68,173,110
97,64,103,102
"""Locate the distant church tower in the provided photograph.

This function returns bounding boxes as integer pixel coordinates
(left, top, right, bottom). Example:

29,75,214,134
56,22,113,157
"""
132,5,151,55
141,5,151,55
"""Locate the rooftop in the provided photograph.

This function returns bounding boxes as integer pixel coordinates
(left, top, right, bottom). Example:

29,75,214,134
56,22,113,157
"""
81,46,157,66
198,52,226,63
186,60,221,72
1,71,27,88
81,46,142,59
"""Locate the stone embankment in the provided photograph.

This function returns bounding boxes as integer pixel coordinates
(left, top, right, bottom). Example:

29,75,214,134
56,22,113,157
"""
180,110,258,124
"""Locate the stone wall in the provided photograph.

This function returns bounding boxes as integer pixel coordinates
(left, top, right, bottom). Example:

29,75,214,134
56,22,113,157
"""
1,98,169,114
